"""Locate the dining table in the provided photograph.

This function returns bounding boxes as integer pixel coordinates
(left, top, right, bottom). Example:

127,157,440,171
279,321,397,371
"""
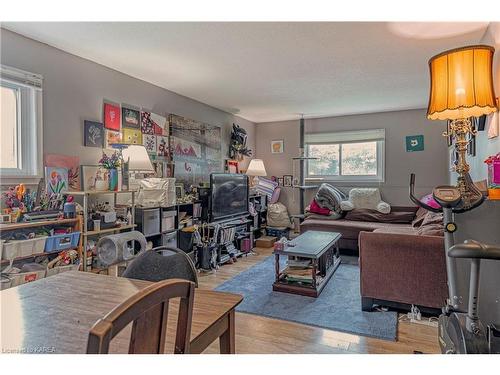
0,271,243,354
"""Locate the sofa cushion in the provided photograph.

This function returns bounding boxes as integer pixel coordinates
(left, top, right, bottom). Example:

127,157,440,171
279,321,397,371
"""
301,218,412,240
344,208,416,224
372,226,418,235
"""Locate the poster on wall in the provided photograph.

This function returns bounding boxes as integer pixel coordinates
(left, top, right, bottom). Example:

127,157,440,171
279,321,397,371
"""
156,136,169,157
140,111,154,134
122,106,140,129
83,120,105,148
105,129,122,148
103,102,121,131
45,167,69,194
143,134,157,154
170,114,222,187
151,112,168,136
44,154,81,191
123,128,143,145
405,135,424,152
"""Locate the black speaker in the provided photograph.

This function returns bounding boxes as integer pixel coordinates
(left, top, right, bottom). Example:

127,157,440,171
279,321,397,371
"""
198,187,211,222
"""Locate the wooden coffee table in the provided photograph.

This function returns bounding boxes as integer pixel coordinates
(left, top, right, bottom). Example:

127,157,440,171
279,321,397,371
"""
273,230,341,297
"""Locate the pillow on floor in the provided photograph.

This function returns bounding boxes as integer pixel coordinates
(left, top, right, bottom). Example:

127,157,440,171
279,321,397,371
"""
340,188,391,214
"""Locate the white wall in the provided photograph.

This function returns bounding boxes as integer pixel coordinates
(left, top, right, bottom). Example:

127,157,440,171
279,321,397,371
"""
0,28,256,187
256,109,449,214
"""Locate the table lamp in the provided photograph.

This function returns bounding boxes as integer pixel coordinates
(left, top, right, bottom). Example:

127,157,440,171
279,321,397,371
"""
246,159,267,187
121,145,155,190
427,45,498,207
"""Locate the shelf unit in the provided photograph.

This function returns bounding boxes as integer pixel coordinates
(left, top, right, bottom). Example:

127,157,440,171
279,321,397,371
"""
0,217,83,268
70,190,136,271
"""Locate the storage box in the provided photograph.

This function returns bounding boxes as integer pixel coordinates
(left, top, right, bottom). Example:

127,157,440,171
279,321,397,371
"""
162,231,178,248
256,236,277,248
1,236,48,260
266,227,290,239
46,263,80,277
161,210,177,232
44,232,80,253
9,269,46,287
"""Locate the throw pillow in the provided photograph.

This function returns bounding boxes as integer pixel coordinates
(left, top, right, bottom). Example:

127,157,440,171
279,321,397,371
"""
340,188,391,214
412,207,428,227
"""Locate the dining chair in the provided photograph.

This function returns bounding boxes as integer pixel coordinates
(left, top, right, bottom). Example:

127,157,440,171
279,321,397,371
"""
87,278,195,354
122,246,198,287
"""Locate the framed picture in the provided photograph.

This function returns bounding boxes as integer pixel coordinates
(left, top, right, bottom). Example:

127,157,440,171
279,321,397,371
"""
226,159,239,174
45,167,69,194
143,134,157,154
81,165,104,191
141,111,154,135
283,175,293,187
271,140,284,154
105,130,122,148
175,183,185,200
156,136,169,157
122,127,143,145
103,102,121,131
84,120,105,148
405,135,424,152
150,112,168,136
277,177,284,186
44,154,81,191
122,106,140,129
152,161,164,178
165,162,175,178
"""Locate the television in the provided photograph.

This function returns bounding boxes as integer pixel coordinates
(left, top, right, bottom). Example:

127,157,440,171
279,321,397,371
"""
210,173,249,222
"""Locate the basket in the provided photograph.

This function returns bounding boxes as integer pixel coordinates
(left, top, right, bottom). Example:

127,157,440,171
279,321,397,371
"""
266,227,290,239
1,237,48,260
44,232,81,253
8,269,46,287
46,263,80,277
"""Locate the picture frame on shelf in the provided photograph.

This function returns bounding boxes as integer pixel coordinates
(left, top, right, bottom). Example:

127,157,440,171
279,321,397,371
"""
271,139,284,154
166,162,175,178
226,159,239,174
175,183,185,200
283,175,293,187
81,165,106,191
277,177,284,186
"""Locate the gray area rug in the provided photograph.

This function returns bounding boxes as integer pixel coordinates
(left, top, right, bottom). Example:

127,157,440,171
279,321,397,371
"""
215,256,398,341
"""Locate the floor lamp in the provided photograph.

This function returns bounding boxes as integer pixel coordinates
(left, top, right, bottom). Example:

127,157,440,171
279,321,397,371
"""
427,45,498,207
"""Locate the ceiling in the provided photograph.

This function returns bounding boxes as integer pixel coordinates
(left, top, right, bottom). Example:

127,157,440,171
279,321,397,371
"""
1,22,491,123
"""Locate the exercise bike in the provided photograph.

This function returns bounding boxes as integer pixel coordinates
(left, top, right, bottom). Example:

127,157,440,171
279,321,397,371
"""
409,173,500,354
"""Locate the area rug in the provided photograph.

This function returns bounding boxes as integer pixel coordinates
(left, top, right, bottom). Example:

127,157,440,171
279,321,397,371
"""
215,256,398,341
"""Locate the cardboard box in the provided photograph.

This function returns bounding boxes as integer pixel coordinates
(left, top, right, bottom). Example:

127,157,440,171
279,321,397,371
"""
256,236,277,248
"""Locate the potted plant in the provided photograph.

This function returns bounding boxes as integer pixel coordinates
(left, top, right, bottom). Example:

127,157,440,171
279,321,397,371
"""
99,152,121,191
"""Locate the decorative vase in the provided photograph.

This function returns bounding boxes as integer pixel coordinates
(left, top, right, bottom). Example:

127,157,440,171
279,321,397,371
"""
108,168,118,191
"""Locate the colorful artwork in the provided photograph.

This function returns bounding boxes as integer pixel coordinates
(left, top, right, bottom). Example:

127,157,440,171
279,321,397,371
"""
44,154,80,191
157,136,169,157
104,102,121,131
151,112,168,136
84,120,104,148
105,130,122,148
405,135,424,152
143,134,157,154
141,111,154,134
45,167,69,194
170,114,222,187
122,106,140,128
123,128,143,145
81,165,105,191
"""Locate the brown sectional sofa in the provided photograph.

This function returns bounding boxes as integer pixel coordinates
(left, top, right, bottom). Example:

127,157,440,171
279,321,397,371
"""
300,207,448,311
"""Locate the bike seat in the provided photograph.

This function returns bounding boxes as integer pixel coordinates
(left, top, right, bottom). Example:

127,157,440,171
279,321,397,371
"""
449,240,500,260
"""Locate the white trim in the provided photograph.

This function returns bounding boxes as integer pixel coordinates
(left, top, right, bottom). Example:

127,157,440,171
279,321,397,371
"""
305,129,385,183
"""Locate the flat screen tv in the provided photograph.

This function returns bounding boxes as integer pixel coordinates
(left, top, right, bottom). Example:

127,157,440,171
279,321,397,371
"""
210,173,249,222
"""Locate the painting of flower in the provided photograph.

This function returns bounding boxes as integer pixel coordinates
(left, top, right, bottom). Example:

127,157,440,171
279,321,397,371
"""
44,154,80,191
45,167,69,194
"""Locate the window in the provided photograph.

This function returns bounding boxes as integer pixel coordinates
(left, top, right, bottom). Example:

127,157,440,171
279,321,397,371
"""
305,129,385,182
0,65,43,182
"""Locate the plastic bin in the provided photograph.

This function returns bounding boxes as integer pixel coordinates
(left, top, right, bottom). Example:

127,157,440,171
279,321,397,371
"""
46,263,80,277
1,274,12,290
1,237,48,260
44,232,80,253
8,269,46,287
266,227,290,239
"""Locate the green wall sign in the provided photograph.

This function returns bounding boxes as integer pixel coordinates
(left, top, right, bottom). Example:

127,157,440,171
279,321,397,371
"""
406,135,424,152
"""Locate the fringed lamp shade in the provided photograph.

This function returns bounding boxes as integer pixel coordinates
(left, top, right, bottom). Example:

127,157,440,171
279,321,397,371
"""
427,45,497,120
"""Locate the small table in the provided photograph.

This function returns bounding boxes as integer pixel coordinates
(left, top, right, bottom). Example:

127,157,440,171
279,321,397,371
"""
0,271,242,354
273,230,341,297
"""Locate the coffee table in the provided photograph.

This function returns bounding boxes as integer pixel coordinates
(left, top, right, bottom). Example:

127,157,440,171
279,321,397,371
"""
273,230,341,297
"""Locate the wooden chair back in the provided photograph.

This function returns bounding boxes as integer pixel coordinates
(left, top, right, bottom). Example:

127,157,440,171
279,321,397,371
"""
87,278,195,354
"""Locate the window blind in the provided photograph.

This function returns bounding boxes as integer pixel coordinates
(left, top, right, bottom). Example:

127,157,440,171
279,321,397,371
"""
1,64,43,90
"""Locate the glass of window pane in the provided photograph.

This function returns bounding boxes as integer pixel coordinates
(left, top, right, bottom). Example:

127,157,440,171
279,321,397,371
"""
0,86,18,169
341,142,377,175
307,144,340,176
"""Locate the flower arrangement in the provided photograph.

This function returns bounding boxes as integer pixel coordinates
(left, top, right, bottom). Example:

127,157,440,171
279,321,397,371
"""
98,151,121,170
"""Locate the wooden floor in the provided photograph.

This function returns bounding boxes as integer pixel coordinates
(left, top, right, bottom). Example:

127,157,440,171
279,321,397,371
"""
198,247,440,354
